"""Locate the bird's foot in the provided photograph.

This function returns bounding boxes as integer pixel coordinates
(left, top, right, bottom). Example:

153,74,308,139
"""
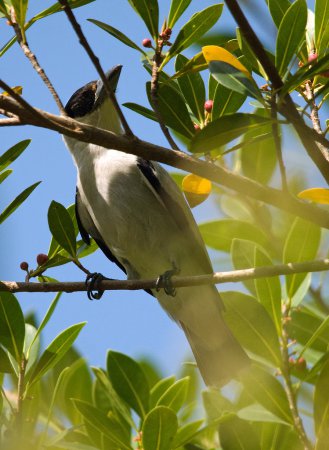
85,272,111,300
156,264,180,297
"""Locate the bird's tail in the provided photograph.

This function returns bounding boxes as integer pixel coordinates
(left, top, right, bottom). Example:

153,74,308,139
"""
170,285,249,387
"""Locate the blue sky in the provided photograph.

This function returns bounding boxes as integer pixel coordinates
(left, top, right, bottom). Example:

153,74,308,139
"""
0,0,323,379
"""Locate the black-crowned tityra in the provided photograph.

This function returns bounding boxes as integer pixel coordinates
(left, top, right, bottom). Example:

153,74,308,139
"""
63,65,249,386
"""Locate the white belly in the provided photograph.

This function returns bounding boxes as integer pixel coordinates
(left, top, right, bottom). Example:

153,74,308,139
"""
74,146,184,279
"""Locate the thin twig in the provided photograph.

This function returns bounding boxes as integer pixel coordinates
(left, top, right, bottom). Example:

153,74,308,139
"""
2,258,329,293
1,94,329,229
1,387,16,414
280,306,312,450
57,0,133,136
224,0,329,183
271,97,288,192
9,8,66,115
150,36,180,151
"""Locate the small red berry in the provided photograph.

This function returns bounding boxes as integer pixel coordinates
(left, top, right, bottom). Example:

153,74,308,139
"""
194,123,200,131
296,357,307,370
20,261,29,271
37,253,48,266
288,357,295,365
142,38,152,48
204,100,213,113
308,52,318,63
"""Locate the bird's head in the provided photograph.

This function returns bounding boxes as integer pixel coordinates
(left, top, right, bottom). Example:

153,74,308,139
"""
65,65,123,133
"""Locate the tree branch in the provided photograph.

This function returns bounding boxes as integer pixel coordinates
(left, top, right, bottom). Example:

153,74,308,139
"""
1,94,329,229
2,259,329,293
9,7,66,115
57,0,133,136
224,0,329,184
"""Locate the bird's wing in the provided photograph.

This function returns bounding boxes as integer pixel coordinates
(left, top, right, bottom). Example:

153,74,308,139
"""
136,158,213,274
75,187,127,274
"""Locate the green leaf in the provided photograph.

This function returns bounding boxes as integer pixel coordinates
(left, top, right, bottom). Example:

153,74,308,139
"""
107,350,150,419
0,292,25,362
164,4,224,64
268,0,292,29
237,403,289,425
0,170,12,184
156,377,189,413
32,0,95,22
27,293,62,357
280,53,329,96
172,52,208,79
168,0,192,28
212,83,246,119
288,309,329,353
142,406,178,450
208,61,261,99
24,323,39,374
315,0,329,56
240,111,278,184
73,399,132,450
202,389,233,421
314,359,329,449
283,217,321,299
231,239,259,295
276,0,307,76
222,291,281,366
150,376,176,407
172,419,204,448
123,102,156,122
219,415,261,450
189,113,270,153
0,139,30,172
88,19,147,55
0,346,14,373
127,0,159,39
11,0,28,27
28,322,86,387
48,200,77,258
0,181,41,224
147,81,195,139
254,248,282,334
92,367,135,430
175,54,205,122
48,204,77,259
240,365,293,424
199,219,268,253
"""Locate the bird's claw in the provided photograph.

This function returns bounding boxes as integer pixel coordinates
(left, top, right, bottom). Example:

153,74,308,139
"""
85,272,108,300
156,265,180,297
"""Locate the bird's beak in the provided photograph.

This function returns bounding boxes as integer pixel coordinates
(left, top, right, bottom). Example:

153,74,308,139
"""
94,65,122,109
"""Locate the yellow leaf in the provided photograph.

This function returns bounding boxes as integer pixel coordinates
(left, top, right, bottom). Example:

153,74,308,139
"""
298,188,329,204
1,86,23,96
202,45,251,79
182,174,212,208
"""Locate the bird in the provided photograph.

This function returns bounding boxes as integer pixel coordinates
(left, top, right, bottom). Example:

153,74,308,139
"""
63,65,249,387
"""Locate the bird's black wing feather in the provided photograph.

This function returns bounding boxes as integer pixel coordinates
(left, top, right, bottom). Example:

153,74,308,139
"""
75,188,126,274
136,158,212,274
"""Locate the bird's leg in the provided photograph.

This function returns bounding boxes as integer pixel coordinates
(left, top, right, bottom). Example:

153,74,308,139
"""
85,272,113,300
156,263,180,297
